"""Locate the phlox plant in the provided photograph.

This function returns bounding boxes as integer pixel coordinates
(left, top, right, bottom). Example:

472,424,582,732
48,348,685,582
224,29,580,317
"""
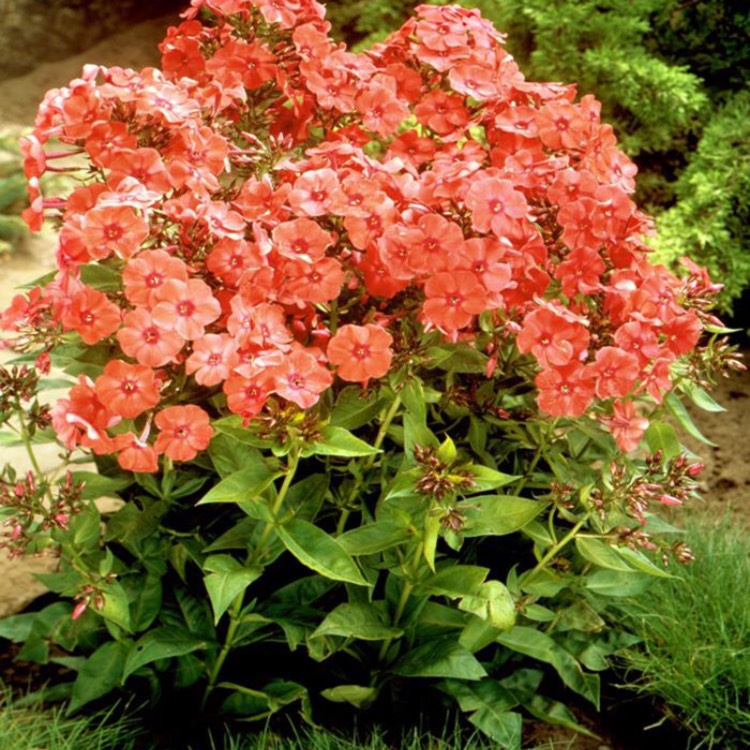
0,1,741,746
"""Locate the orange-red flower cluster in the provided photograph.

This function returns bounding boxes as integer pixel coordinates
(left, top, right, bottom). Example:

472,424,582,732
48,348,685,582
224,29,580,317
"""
2,0,717,467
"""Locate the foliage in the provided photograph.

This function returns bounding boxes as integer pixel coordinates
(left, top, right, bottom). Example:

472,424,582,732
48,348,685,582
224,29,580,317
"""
650,91,750,310
618,514,750,748
0,686,141,750
0,132,29,257
0,1,739,747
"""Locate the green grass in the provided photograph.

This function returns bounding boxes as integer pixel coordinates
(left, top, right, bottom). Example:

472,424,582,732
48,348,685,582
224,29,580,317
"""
618,513,750,749
0,685,142,750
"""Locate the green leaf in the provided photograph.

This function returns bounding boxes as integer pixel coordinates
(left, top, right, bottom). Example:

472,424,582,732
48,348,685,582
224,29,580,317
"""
307,426,379,457
645,421,681,458
276,519,369,586
99,580,131,632
665,392,715,445
584,570,654,597
320,684,377,708
497,627,599,707
68,640,129,713
196,464,277,519
209,434,265,477
457,581,516,631
414,565,489,599
401,380,427,423
338,521,412,555
124,627,206,680
576,538,671,578
526,695,598,739
461,495,544,537
464,465,518,492
330,387,386,430
426,344,488,373
441,679,521,749
682,381,725,412
204,557,263,624
393,639,487,680
212,416,271,447
469,707,522,749
312,603,402,641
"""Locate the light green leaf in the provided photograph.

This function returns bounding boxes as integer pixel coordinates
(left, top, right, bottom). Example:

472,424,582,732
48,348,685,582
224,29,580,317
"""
312,603,402,641
123,626,206,680
308,426,379,457
465,465,518,492
665,392,716,445
497,626,599,707
196,464,277,519
576,537,671,578
584,569,654,597
338,521,412,555
401,380,427,423
99,580,131,632
645,421,681,458
393,639,487,680
461,496,543,537
414,565,489,599
457,581,516,631
682,381,725,413
320,684,377,708
276,519,369,586
204,560,263,624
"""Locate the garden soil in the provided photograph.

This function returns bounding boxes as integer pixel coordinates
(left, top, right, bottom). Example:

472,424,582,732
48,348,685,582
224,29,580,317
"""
0,14,747,750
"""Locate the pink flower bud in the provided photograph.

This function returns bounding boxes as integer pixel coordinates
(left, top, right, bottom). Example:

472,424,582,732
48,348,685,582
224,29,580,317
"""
72,600,89,620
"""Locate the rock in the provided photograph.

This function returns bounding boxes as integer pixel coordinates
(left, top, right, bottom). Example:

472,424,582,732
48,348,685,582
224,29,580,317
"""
0,0,184,81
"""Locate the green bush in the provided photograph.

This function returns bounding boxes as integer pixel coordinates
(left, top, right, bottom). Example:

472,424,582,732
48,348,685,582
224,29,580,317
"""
650,91,750,310
618,514,750,748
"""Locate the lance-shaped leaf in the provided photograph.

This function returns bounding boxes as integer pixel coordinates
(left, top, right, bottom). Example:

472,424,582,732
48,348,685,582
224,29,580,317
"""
460,495,544,537
203,555,264,624
312,602,402,641
306,426,379,457
276,519,369,586
457,581,516,631
393,639,487,680
123,626,207,680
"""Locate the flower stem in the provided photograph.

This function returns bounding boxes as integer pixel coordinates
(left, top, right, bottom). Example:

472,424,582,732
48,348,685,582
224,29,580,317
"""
522,512,591,587
335,395,401,536
202,450,301,708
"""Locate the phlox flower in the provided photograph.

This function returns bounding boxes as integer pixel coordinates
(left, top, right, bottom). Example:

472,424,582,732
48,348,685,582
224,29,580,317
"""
108,148,171,193
403,214,465,275
517,307,590,369
123,249,190,306
61,287,121,345
152,279,221,341
600,400,649,453
414,89,470,136
586,346,640,399
288,168,342,216
114,432,159,473
535,363,595,418
117,308,184,368
465,176,528,235
51,376,118,453
94,360,161,419
154,405,214,462
422,271,488,333
327,324,394,384
206,239,263,287
272,218,333,262
82,205,149,260
223,373,272,418
269,348,333,409
282,257,345,303
185,333,240,386
448,63,498,100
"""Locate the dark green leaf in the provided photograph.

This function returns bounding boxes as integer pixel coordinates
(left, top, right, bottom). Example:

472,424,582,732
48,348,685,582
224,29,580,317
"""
123,626,206,680
69,640,129,713
393,639,486,680
461,495,543,537
330,387,386,430
276,519,369,586
338,521,412,555
312,603,402,641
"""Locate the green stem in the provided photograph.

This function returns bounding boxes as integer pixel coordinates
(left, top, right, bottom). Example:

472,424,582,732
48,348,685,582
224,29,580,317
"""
335,395,402,536
377,540,422,662
512,419,557,497
15,401,55,505
203,450,301,708
523,512,591,587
